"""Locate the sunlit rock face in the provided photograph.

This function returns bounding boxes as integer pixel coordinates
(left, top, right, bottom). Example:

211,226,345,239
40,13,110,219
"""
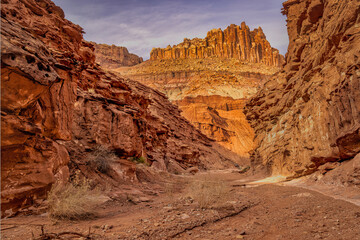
150,23,284,67
92,42,143,69
175,95,255,157
113,23,283,159
245,0,360,178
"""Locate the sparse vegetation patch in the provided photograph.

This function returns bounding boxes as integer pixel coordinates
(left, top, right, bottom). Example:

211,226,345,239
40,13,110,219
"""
87,146,117,174
186,176,230,209
47,172,103,220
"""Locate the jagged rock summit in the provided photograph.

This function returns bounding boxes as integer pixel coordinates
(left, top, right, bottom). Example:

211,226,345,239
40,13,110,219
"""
92,42,143,69
150,22,284,67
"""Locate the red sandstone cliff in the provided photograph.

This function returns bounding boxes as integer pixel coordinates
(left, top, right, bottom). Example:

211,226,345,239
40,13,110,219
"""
175,96,255,156
92,42,143,69
1,0,245,216
245,0,360,180
115,58,278,157
150,23,284,67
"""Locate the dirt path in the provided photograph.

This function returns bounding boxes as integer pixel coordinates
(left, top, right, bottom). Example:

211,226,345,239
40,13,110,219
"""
2,170,360,240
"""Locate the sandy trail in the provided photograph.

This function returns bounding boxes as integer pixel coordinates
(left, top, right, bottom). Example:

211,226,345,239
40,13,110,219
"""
2,170,360,240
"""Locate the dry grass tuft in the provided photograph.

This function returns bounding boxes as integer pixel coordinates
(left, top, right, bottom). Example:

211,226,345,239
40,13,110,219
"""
47,173,103,220
186,176,230,209
87,146,117,174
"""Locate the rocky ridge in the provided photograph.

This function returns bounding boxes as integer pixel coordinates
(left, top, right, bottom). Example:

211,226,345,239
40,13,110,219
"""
245,0,360,180
1,0,245,216
150,23,284,67
92,42,143,69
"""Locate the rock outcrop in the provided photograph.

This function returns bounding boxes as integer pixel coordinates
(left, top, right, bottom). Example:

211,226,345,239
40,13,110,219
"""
175,96,254,156
92,42,143,69
150,23,284,67
1,0,245,216
245,0,360,178
115,57,279,158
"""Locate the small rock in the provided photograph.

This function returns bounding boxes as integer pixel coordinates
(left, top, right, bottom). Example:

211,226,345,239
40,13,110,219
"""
236,235,244,239
292,192,312,197
163,206,174,212
181,213,190,220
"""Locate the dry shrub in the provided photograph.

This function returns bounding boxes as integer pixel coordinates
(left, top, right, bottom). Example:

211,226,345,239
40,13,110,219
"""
87,146,117,174
186,177,230,209
47,173,103,220
164,182,181,196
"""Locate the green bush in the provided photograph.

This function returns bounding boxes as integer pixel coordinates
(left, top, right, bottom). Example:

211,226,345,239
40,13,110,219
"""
129,156,149,165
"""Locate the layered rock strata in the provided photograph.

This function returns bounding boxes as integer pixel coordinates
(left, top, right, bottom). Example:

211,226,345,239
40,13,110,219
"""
92,42,143,69
175,96,254,156
116,58,279,158
1,0,245,216
245,0,360,178
150,23,284,67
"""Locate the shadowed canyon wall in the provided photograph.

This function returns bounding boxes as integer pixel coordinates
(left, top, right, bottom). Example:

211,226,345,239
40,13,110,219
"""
245,0,360,179
150,23,285,67
1,0,245,216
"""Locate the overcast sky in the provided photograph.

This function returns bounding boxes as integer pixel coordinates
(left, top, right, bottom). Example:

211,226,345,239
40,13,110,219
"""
53,0,289,60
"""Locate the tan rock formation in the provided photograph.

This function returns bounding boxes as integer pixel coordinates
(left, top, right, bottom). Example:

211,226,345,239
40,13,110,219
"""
92,42,143,69
245,0,360,178
150,23,284,67
117,58,274,101
1,0,246,216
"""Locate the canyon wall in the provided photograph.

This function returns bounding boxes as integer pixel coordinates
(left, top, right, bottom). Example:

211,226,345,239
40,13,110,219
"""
1,0,245,216
245,0,360,179
92,42,143,69
116,57,279,157
175,96,254,156
150,23,284,67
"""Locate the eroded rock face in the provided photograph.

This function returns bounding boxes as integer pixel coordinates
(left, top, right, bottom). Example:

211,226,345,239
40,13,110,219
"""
245,0,360,178
92,42,143,69
150,23,284,67
175,96,254,157
1,0,245,216
116,58,278,158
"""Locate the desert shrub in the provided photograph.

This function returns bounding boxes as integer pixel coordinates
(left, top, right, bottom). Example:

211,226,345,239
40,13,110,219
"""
186,177,230,209
129,156,149,166
87,146,117,174
239,165,250,173
47,173,103,220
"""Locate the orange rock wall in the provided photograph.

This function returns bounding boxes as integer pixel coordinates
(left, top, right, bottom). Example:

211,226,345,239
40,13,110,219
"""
115,58,277,158
245,0,360,178
150,23,284,67
175,96,254,157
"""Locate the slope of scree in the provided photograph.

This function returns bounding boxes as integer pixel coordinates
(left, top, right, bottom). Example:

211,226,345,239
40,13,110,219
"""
245,0,360,180
91,42,143,69
0,0,246,217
